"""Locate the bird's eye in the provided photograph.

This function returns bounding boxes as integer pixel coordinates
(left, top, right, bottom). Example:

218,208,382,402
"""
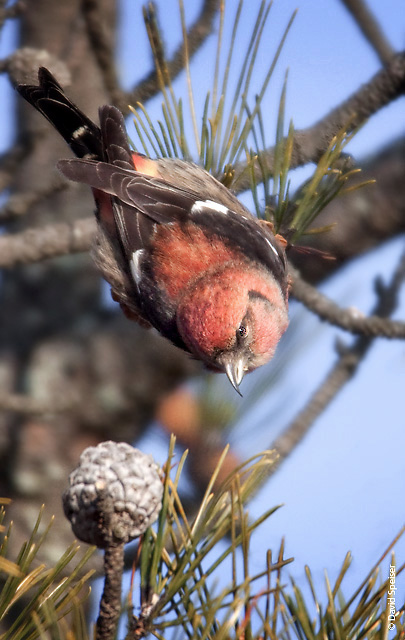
237,324,249,340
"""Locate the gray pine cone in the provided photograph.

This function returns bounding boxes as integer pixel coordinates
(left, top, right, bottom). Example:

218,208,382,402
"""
63,441,163,548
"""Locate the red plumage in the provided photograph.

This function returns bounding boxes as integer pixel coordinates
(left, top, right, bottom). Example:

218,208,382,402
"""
17,68,289,393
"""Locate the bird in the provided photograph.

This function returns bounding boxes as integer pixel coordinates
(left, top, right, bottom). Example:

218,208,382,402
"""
17,67,289,394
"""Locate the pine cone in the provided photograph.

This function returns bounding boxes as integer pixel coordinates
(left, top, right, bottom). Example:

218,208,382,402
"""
63,441,163,548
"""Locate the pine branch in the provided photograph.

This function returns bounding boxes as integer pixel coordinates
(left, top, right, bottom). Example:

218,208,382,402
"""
232,50,405,191
82,0,123,107
125,0,219,110
0,0,25,30
290,263,405,339
289,138,405,283
96,542,125,640
0,179,68,221
272,250,405,466
82,0,220,114
340,0,395,65
0,217,95,267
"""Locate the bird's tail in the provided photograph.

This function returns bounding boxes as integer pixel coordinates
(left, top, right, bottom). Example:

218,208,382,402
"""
17,67,104,160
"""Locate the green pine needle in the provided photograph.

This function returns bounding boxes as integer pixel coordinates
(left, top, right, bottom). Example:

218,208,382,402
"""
0,503,95,640
132,0,371,248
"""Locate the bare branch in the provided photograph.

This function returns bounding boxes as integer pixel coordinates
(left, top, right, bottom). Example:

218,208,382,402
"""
82,0,124,107
96,542,125,640
340,0,395,65
233,51,405,191
0,0,25,30
0,217,95,268
0,179,68,221
290,263,405,339
82,0,219,114
272,251,405,465
125,0,219,110
273,349,362,459
289,138,405,283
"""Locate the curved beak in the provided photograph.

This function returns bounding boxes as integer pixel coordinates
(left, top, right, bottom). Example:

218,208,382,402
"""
223,357,246,396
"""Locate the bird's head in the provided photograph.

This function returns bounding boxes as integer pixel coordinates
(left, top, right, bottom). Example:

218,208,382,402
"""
176,262,289,394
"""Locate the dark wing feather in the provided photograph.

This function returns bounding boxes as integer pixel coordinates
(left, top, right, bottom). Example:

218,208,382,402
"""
57,158,197,259
57,159,195,224
99,105,134,171
109,198,155,256
17,68,103,159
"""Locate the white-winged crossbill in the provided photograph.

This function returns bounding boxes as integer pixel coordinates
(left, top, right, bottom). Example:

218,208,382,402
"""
17,68,289,393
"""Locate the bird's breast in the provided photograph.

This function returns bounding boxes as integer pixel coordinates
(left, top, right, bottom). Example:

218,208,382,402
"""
149,222,240,302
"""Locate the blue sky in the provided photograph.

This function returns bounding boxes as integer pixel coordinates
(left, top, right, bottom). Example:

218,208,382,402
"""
2,0,404,626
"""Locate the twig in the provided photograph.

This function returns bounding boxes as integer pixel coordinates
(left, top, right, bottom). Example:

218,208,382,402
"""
272,251,405,465
0,217,95,268
0,0,25,30
81,0,124,108
0,180,68,221
126,0,219,110
96,541,125,640
290,263,405,339
82,0,219,114
272,348,363,460
340,0,395,65
142,3,166,74
233,50,405,190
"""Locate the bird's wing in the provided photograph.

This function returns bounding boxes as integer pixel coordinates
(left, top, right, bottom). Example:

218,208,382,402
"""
58,103,286,282
58,158,195,218
58,156,286,283
58,157,197,250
